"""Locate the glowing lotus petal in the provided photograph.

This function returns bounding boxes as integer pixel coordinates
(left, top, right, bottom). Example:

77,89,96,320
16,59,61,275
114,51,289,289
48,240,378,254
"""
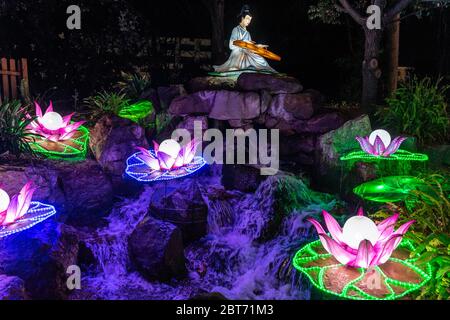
2,181,36,225
356,131,407,157
308,209,414,268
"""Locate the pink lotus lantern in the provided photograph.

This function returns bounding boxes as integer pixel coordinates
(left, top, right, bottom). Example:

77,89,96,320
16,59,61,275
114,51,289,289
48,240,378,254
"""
126,139,207,182
307,208,415,268
137,139,200,172
356,129,407,157
27,101,85,142
0,182,36,226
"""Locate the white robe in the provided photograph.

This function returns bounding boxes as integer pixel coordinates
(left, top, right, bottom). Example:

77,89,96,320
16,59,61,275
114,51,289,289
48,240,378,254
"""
214,25,277,73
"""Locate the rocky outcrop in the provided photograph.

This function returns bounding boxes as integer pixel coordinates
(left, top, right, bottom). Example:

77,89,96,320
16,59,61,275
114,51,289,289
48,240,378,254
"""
237,73,303,94
0,221,79,299
222,164,268,193
89,115,149,190
128,216,187,281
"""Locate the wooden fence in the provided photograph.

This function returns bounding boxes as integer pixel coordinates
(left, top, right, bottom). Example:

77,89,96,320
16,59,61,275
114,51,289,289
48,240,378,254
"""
0,58,30,103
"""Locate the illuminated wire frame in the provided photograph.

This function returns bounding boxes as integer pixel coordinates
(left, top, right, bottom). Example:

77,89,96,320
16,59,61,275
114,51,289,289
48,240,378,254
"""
293,239,432,300
340,149,428,162
118,101,154,123
125,149,207,183
0,201,57,238
27,126,90,161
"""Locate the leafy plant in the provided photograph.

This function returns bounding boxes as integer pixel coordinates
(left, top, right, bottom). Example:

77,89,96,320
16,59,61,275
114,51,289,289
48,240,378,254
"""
377,77,450,145
372,174,450,300
115,71,151,100
83,91,130,121
0,100,35,157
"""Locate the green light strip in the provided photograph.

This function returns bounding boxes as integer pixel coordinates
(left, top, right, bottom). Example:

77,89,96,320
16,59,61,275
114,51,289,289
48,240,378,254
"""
340,149,429,162
293,239,432,300
27,125,89,161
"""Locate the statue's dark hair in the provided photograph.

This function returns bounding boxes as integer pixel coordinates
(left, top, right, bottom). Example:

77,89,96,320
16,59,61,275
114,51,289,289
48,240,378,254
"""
238,4,252,19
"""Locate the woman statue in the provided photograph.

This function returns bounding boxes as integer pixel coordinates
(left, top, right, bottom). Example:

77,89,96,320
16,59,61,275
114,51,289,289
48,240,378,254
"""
214,5,277,73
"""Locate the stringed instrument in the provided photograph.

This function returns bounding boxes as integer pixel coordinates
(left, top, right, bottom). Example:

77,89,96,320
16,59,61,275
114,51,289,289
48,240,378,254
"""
233,40,281,62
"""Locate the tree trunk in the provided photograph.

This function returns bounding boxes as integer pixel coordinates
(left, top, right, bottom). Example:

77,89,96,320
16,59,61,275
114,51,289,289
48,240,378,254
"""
203,0,226,65
386,14,400,97
362,28,382,114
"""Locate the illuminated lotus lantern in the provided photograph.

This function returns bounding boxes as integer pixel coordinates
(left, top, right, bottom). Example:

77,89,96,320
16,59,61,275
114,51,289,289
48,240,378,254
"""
26,102,89,160
340,129,428,162
307,208,415,268
293,208,432,300
0,182,56,238
356,130,407,157
125,139,207,182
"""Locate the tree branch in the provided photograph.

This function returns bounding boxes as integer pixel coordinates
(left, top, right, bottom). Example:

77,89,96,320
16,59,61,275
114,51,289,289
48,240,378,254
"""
338,0,365,25
385,0,415,22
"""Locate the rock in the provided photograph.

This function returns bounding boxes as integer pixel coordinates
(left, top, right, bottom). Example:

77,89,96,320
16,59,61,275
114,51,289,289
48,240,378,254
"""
190,292,228,300
186,76,237,93
0,159,114,227
268,95,298,122
228,119,253,129
0,159,65,207
237,73,303,94
148,179,208,243
53,160,114,226
276,93,318,120
295,112,345,134
280,135,316,156
0,275,28,300
0,221,79,299
157,85,187,110
176,116,208,140
128,216,186,281
139,88,161,112
208,91,262,121
315,115,372,194
89,115,149,190
169,91,215,116
222,164,267,192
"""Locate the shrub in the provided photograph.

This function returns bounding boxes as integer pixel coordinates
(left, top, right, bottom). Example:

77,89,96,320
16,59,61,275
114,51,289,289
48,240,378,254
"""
0,100,35,157
115,71,151,100
83,91,130,121
377,77,449,145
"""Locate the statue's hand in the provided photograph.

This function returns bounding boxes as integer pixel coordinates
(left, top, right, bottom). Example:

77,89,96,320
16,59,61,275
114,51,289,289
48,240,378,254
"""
257,44,269,48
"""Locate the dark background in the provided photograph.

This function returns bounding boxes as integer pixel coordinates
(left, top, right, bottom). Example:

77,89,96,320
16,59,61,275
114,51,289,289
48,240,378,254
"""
0,0,448,102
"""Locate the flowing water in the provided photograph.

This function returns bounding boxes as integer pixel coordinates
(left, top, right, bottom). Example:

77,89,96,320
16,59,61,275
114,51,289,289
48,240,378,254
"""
76,168,335,300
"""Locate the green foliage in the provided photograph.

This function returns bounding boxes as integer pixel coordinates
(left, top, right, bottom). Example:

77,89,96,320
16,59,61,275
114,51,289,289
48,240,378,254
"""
83,91,130,121
115,71,152,100
377,77,449,145
0,100,35,157
372,174,450,300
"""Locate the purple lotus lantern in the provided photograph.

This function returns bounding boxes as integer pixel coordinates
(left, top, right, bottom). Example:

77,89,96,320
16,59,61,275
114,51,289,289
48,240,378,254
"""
356,129,407,157
307,208,415,268
27,101,85,142
0,181,56,238
126,139,207,182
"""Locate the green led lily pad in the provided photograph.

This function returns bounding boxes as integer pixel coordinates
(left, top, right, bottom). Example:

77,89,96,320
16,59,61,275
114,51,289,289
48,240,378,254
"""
27,126,89,161
118,100,154,123
293,239,432,300
340,149,429,162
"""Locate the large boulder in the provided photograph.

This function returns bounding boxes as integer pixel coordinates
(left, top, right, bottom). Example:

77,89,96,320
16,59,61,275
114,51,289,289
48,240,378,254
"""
0,275,28,300
53,160,114,226
0,221,79,299
272,93,319,120
148,179,208,243
315,115,373,194
89,115,149,189
186,76,237,93
0,159,114,227
237,73,303,94
128,216,186,281
222,164,268,192
295,112,345,134
169,91,215,116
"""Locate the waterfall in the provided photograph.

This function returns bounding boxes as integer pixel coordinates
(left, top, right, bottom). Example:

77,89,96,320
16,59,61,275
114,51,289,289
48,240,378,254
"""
75,169,336,300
